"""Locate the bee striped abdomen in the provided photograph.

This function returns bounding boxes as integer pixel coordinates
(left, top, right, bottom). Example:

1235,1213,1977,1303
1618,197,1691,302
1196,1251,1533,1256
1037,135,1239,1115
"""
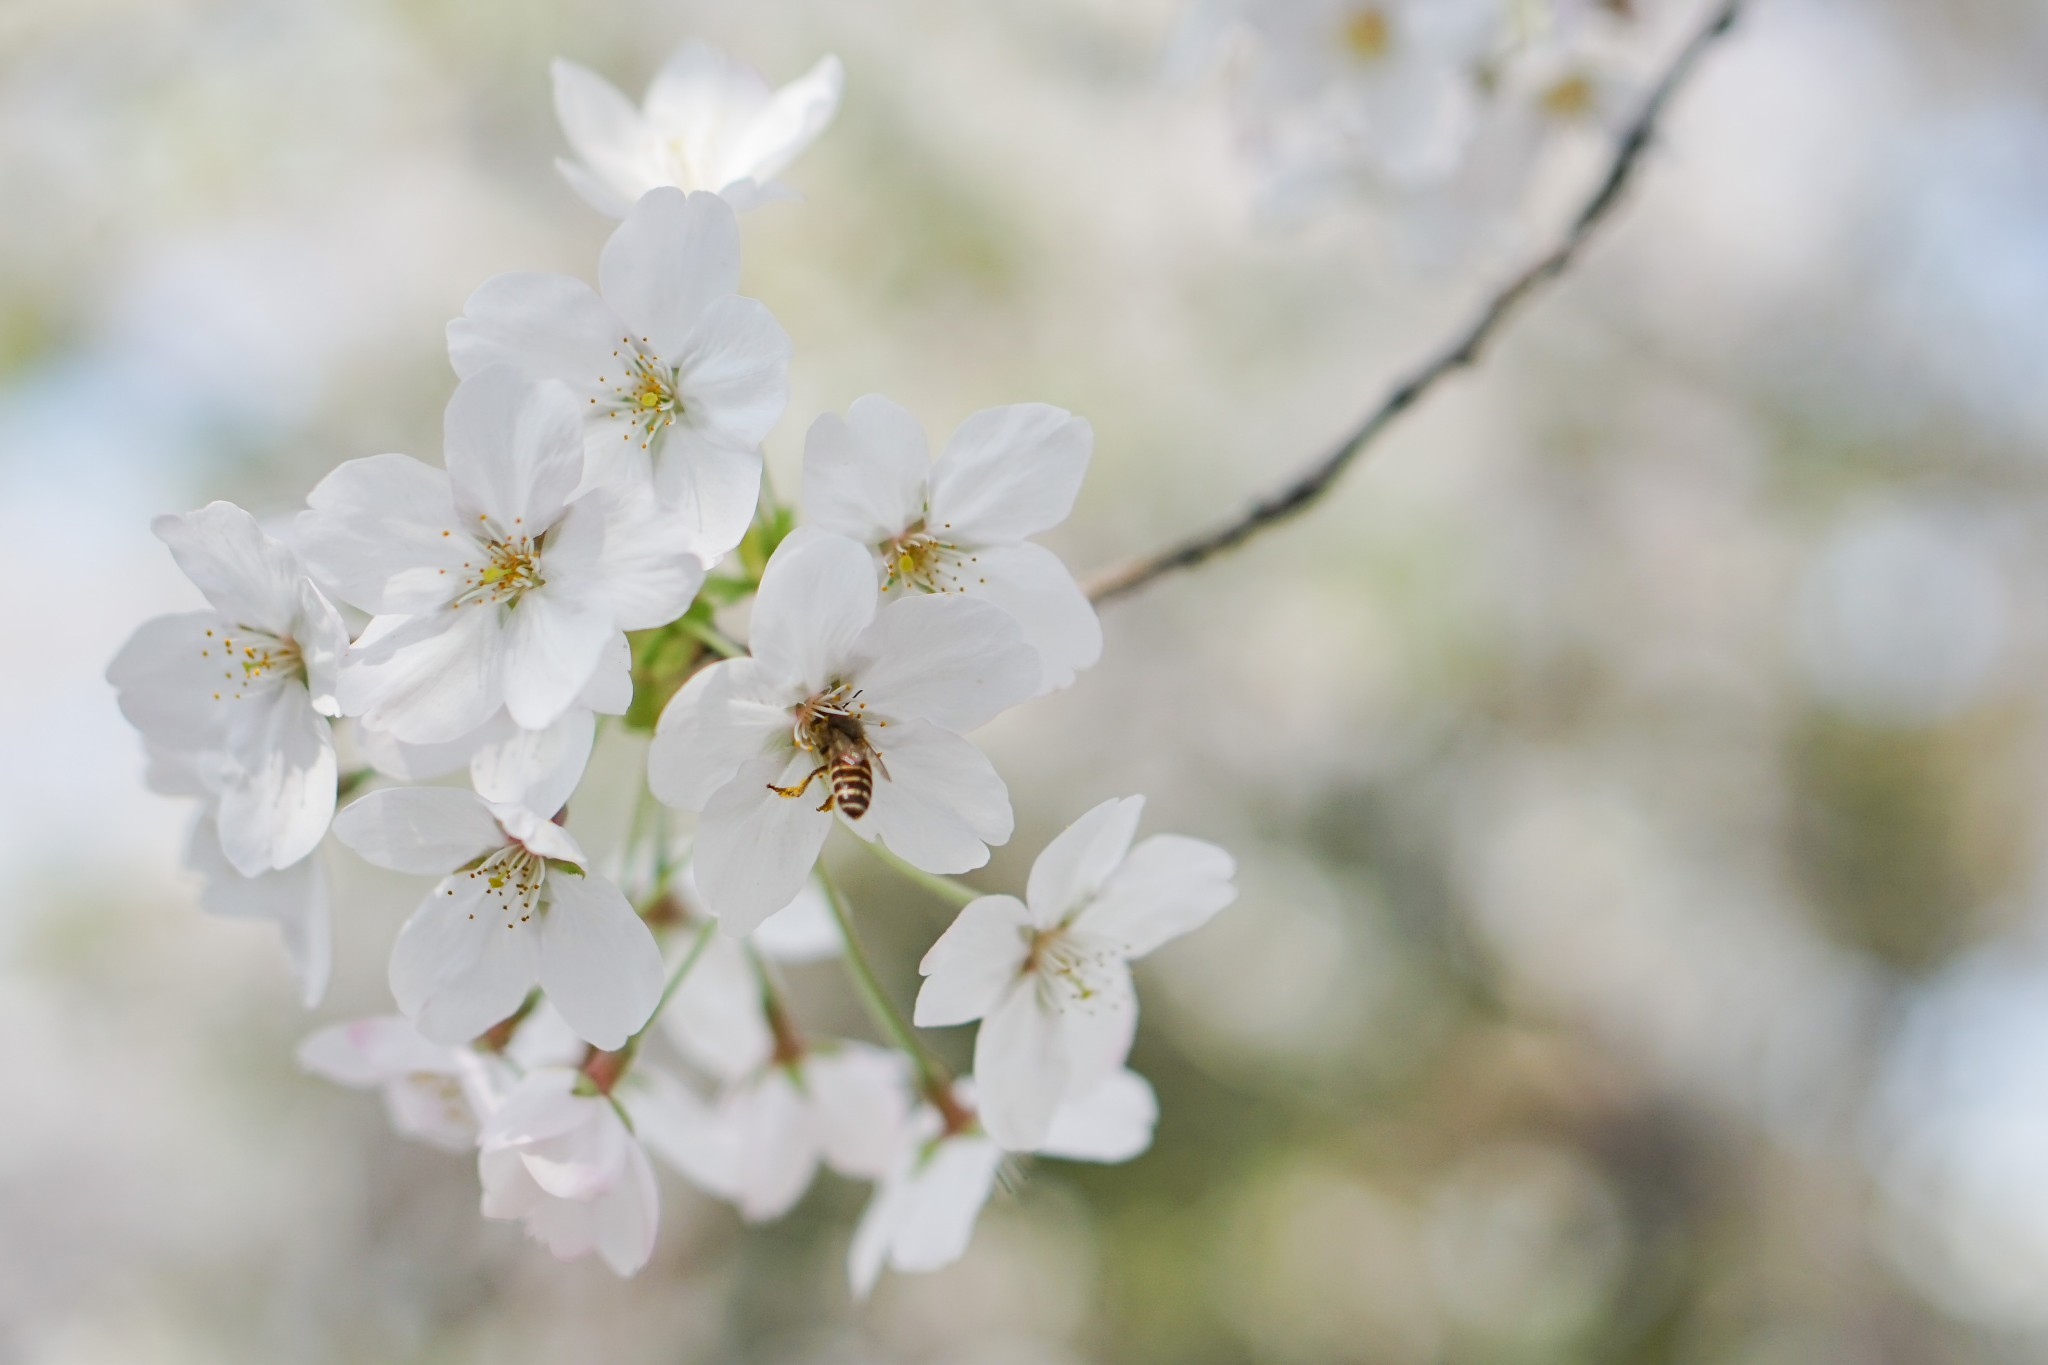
829,752,874,819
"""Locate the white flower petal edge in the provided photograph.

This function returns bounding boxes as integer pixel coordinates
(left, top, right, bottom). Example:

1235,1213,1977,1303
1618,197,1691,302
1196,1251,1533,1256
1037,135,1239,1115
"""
299,367,705,743
915,796,1235,1149
184,806,332,1007
847,1069,1158,1298
551,42,844,216
479,1068,662,1276
334,786,663,1049
298,1014,509,1151
448,189,788,557
648,528,1039,932
802,396,1101,691
109,502,346,876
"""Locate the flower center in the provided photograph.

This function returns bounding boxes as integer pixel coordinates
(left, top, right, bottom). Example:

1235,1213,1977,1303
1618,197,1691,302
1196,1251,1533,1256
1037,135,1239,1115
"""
461,844,547,930
595,337,682,450
453,533,545,609
1342,6,1393,61
1540,73,1596,120
880,521,968,595
1023,927,1119,1012
792,682,872,753
200,625,303,702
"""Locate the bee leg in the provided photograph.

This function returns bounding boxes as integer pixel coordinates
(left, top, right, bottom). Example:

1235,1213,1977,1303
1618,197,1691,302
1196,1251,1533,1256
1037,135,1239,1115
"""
814,791,836,813
767,765,827,801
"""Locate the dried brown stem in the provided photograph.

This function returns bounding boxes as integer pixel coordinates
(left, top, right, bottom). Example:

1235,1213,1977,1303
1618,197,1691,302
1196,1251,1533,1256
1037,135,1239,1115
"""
1083,0,1744,605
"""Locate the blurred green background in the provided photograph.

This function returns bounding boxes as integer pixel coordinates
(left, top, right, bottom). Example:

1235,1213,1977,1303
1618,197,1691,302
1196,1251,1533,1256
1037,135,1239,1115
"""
7,0,2048,1360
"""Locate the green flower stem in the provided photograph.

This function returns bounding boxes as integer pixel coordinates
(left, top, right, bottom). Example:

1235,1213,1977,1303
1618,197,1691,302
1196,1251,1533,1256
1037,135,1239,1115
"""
815,862,955,1105
672,613,746,659
860,839,981,908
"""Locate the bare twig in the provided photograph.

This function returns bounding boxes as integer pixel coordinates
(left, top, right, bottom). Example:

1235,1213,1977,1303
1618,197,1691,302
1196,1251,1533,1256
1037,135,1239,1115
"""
1083,0,1744,605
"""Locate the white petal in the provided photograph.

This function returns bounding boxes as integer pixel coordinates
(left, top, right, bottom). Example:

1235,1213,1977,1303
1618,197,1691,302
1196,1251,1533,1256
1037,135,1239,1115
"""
665,295,791,449
480,1069,590,1148
580,632,634,714
748,529,877,692
807,1043,911,1180
748,879,841,963
885,1133,1003,1274
107,611,233,749
855,718,1013,873
582,485,706,629
1036,1068,1157,1164
1024,795,1144,929
470,707,595,817
186,812,332,1006
556,154,637,218
152,501,302,635
538,870,664,1050
296,454,470,615
333,785,505,874
973,979,1070,1150
290,578,350,716
1057,953,1139,1098
1074,834,1238,958
849,594,1039,733
801,396,931,544
631,1067,740,1198
444,368,587,533
651,439,762,559
389,881,541,1044
499,587,615,732
591,1143,660,1276
214,682,337,875
720,53,844,185
647,658,792,811
448,271,623,386
598,187,742,355
914,894,1033,1027
960,541,1101,692
693,753,835,934
489,802,587,863
297,1015,456,1086
730,1070,821,1221
357,713,493,782
551,59,652,208
342,604,507,744
658,930,773,1081
926,404,1092,543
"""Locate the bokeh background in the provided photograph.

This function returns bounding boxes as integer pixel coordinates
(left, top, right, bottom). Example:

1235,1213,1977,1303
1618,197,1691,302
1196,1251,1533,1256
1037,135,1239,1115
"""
4,0,2045,1359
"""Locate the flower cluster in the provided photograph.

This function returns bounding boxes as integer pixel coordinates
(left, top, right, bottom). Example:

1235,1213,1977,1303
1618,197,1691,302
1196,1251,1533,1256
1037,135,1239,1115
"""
108,40,1236,1290
1184,0,1650,234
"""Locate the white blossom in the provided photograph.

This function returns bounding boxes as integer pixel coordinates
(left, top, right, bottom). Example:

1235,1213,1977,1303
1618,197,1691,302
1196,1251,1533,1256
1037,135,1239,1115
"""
109,501,347,878
646,1039,910,1223
332,787,664,1050
182,795,332,1007
848,1069,1159,1297
551,41,844,216
915,796,1235,1149
647,528,1039,932
803,396,1101,691
478,1068,662,1276
448,188,790,554
296,367,705,744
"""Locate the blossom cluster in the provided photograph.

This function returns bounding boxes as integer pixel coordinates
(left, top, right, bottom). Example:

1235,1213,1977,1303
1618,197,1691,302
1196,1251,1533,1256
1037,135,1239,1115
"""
1184,0,1651,232
109,41,1235,1289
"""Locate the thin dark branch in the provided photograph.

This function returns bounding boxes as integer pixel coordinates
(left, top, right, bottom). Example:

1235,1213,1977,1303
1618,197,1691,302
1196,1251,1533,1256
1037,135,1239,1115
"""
1084,0,1745,605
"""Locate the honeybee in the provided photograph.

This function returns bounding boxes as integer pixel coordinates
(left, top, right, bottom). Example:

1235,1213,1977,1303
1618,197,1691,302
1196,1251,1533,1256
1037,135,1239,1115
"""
769,693,891,819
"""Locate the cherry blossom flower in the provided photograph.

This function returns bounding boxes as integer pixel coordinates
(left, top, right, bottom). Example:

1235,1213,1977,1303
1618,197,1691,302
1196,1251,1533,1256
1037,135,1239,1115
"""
184,804,332,1006
647,528,1040,932
296,366,705,744
332,787,664,1049
915,796,1236,1149
646,1039,910,1222
848,1069,1159,1297
478,1068,663,1276
802,396,1101,691
108,501,347,877
551,41,844,216
298,1008,585,1151
447,188,790,554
